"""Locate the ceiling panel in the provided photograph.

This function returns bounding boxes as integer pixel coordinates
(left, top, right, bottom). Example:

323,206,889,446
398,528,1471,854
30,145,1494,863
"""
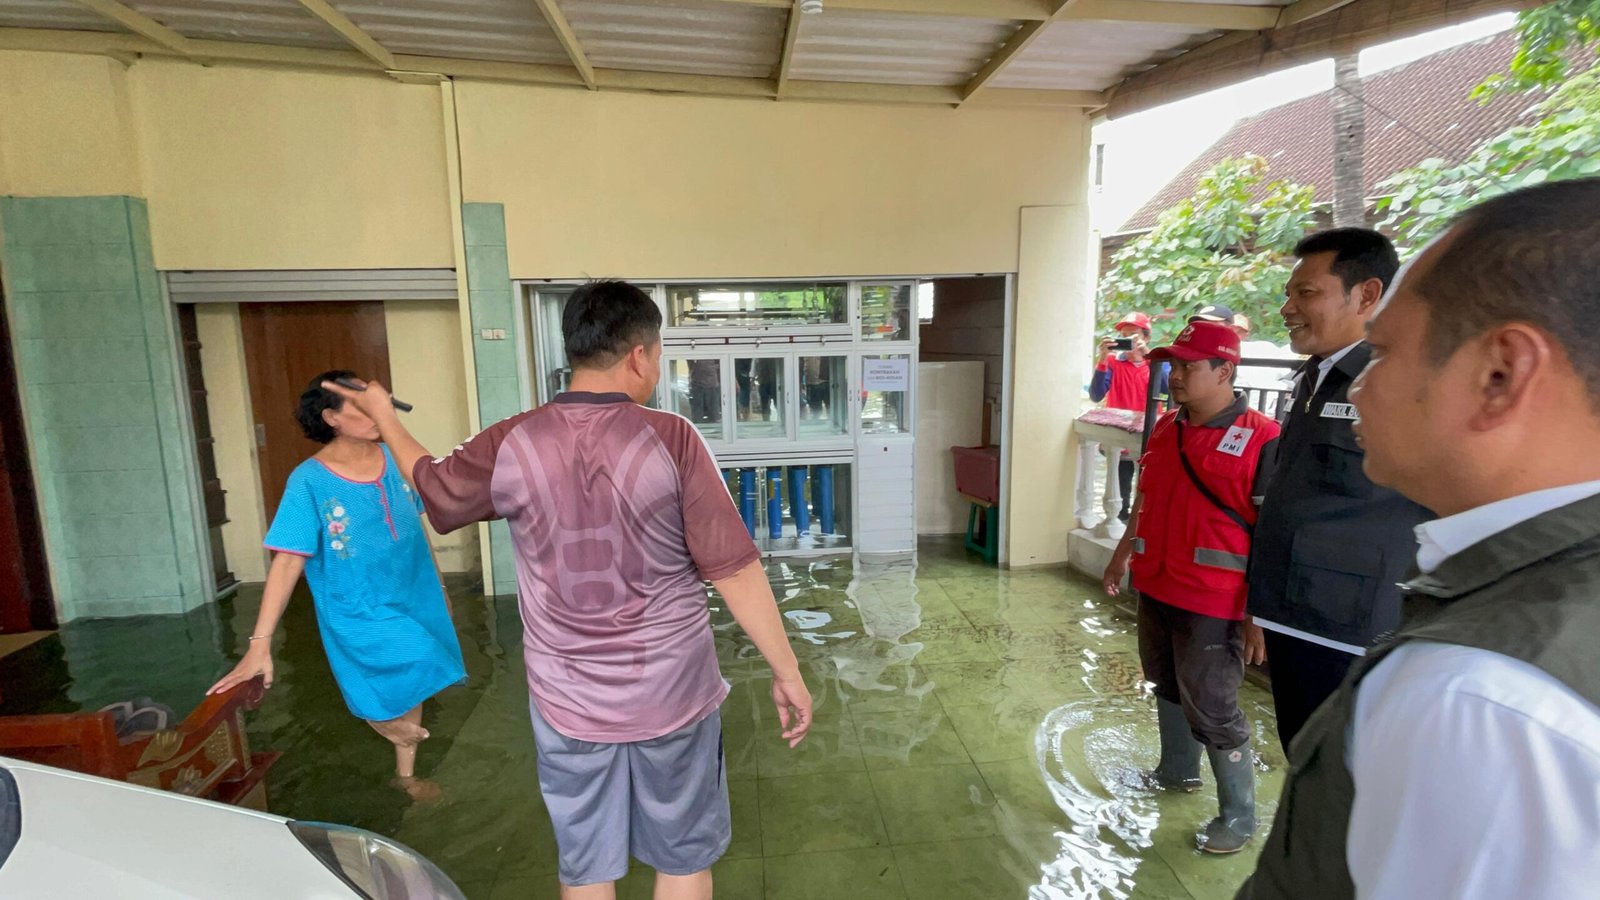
787,9,1019,87
124,0,346,49
337,0,571,65
988,19,1215,90
559,0,787,79
0,0,121,33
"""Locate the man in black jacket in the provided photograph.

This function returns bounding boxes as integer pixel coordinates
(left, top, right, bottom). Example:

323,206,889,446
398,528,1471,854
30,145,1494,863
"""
1247,229,1433,747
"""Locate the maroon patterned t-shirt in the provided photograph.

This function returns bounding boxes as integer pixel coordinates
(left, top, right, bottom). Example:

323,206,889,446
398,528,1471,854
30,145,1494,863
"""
412,392,759,742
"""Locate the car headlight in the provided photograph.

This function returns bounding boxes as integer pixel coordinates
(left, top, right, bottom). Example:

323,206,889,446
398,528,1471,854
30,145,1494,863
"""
289,821,465,900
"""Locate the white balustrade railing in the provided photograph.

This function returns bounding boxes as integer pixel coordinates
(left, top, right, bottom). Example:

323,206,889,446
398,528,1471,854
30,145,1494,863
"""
1072,410,1145,541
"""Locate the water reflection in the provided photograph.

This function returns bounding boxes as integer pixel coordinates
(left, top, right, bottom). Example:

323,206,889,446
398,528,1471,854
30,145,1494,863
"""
3,538,1280,898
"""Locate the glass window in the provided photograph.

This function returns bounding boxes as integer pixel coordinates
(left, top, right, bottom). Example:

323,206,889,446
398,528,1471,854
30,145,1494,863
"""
861,354,911,435
860,283,912,342
668,358,725,441
797,355,849,439
532,289,574,405
734,357,787,441
668,283,847,329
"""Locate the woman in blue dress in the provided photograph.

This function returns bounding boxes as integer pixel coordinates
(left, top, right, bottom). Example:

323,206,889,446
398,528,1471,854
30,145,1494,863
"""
209,370,466,800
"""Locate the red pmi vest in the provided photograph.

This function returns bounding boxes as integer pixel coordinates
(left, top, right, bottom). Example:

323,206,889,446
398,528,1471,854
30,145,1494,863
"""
1130,404,1280,620
1102,355,1152,412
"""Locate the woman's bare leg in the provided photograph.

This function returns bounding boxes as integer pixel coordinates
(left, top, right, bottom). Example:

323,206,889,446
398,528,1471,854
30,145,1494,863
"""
368,704,429,746
371,705,440,801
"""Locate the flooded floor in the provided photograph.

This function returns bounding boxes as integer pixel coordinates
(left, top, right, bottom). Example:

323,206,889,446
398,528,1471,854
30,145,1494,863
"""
0,536,1283,899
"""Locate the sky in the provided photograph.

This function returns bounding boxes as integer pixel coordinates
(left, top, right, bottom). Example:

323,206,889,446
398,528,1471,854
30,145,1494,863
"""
1090,13,1518,234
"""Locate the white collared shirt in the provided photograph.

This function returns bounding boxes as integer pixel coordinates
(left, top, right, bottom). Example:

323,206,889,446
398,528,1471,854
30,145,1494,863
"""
1345,480,1600,899
1313,340,1362,393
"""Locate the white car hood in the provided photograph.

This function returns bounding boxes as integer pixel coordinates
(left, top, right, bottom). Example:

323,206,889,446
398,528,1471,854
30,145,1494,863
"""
0,759,355,899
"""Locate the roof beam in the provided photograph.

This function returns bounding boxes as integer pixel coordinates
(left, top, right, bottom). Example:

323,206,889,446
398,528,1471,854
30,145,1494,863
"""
1061,0,1280,31
1104,0,1536,118
294,0,394,70
702,0,1056,19
961,0,1081,103
775,0,805,98
531,0,597,89
69,0,198,59
703,0,1275,25
1276,0,1361,29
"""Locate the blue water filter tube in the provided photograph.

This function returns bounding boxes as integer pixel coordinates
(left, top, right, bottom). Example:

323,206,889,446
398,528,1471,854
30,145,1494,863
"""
789,467,811,534
739,470,757,538
767,468,783,539
816,465,836,535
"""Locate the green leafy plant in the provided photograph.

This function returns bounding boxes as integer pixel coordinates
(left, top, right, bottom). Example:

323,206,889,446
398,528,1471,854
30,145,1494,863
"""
1474,0,1600,96
1377,64,1600,253
1097,155,1315,344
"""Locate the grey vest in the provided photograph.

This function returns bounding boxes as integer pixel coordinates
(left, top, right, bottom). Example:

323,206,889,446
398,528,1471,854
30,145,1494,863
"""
1240,492,1600,899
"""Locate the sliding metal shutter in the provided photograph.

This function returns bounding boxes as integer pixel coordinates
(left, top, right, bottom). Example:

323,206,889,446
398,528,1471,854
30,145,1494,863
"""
166,269,458,303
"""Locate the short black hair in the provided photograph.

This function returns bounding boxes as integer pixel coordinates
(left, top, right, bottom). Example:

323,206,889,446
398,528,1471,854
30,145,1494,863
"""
562,280,662,370
1416,178,1600,401
1294,227,1401,294
1206,357,1238,385
295,369,356,444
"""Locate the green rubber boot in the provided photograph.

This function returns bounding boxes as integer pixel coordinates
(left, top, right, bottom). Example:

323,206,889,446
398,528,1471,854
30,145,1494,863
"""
1199,741,1257,854
1147,698,1203,792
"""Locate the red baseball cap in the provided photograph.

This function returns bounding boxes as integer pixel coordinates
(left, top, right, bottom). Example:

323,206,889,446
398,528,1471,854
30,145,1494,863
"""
1113,312,1152,333
1148,321,1241,363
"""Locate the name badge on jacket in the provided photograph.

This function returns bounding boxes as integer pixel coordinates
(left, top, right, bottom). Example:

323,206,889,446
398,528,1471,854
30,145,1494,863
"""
1321,402,1358,420
1217,425,1254,457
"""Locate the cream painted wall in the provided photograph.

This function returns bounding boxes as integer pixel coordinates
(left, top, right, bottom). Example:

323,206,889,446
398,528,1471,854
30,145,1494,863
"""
0,52,142,196
1006,204,1096,568
456,82,1088,279
129,60,454,271
384,299,478,574
195,305,269,583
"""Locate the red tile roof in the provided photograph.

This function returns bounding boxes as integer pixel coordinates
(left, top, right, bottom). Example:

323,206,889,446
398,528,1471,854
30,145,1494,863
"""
1119,31,1542,234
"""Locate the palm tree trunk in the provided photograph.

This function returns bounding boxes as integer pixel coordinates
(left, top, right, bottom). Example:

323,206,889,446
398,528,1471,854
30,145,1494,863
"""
1332,50,1367,227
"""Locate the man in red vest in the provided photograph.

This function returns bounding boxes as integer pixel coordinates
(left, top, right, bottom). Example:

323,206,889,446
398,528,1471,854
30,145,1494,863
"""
1101,321,1279,854
1091,312,1170,519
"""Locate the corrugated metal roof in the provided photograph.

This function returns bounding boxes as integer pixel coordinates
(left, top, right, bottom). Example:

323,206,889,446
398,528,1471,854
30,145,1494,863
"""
121,0,344,48
0,0,119,33
989,19,1213,90
558,0,787,79
0,0,1323,99
787,10,1018,87
338,0,571,65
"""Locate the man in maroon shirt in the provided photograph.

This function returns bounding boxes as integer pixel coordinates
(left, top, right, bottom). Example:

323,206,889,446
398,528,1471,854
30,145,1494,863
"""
328,281,812,900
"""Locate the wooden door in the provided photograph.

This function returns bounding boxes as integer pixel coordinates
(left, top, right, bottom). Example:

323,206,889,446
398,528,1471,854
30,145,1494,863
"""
240,302,392,516
176,305,237,596
0,286,55,633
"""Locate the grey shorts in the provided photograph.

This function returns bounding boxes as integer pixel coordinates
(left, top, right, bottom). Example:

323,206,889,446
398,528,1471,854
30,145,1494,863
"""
529,701,731,886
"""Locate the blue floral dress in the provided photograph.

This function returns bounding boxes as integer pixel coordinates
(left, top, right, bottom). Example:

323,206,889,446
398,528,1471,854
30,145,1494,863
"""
265,445,466,721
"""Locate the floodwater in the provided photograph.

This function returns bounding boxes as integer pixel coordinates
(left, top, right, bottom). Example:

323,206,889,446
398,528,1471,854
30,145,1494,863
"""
0,536,1283,899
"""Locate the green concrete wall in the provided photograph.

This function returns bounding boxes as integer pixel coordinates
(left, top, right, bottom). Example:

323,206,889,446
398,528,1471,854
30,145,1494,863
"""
462,202,520,597
0,196,210,620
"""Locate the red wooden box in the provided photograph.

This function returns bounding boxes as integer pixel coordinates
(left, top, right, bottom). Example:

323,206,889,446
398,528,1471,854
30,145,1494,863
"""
951,445,1001,506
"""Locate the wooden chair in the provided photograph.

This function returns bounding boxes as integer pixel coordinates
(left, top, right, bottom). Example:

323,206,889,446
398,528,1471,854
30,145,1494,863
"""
0,677,281,811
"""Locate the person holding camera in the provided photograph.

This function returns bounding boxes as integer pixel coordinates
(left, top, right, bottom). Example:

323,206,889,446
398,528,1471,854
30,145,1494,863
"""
1091,311,1169,520
1102,321,1277,855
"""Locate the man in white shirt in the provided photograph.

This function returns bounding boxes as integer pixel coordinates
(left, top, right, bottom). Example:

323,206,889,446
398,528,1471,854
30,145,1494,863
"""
1239,178,1600,898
